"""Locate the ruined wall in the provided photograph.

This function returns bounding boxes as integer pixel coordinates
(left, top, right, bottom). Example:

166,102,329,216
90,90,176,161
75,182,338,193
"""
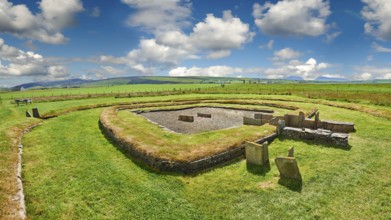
99,116,277,174
282,127,349,149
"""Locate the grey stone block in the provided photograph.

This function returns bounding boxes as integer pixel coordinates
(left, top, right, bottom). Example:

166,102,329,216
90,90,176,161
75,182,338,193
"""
245,141,269,166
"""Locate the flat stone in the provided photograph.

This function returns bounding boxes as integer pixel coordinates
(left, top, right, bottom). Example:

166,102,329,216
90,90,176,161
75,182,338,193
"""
275,157,302,180
178,115,194,122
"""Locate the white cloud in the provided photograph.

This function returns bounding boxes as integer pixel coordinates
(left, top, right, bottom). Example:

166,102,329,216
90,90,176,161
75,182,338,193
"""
264,58,330,80
169,66,262,77
372,42,391,52
362,0,391,40
273,48,302,61
102,11,253,74
353,66,391,80
253,0,331,37
0,38,68,78
100,66,124,75
0,0,83,44
122,0,191,34
189,10,254,57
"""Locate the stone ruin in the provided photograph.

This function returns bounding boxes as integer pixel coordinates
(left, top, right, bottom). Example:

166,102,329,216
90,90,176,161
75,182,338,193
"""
243,110,354,149
275,147,302,181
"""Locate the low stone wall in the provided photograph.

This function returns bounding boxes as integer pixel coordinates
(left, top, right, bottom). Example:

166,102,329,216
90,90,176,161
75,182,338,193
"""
282,127,349,149
99,115,277,173
243,117,263,126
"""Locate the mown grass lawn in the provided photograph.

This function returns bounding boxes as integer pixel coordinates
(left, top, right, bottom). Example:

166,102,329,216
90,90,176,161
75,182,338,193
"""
22,100,391,219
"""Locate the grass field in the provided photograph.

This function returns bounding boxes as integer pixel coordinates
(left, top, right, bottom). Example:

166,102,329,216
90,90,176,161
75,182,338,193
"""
0,85,390,219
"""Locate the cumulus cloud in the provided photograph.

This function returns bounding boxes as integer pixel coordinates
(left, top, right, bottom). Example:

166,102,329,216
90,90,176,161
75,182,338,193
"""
122,0,191,34
102,11,254,74
353,66,391,80
264,58,330,80
169,66,262,77
362,0,391,40
372,42,391,52
189,10,254,57
0,38,68,78
273,48,302,61
0,0,83,44
253,0,331,37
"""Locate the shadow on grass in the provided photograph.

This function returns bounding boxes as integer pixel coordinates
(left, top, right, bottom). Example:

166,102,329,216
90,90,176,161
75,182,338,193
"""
277,136,352,151
278,178,302,192
246,162,270,176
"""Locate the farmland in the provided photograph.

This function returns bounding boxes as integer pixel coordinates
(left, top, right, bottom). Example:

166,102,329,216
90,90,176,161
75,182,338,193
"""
0,83,390,219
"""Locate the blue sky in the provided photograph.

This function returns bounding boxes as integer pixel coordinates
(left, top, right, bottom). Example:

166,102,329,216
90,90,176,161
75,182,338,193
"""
0,0,391,86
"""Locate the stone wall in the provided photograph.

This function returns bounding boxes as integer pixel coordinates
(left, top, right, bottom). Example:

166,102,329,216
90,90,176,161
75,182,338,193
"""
243,117,263,126
282,127,349,149
99,115,278,174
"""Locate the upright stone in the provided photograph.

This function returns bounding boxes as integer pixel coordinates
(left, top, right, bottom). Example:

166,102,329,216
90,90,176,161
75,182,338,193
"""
32,108,40,118
288,147,294,157
178,115,194,122
26,110,32,117
298,112,305,127
277,119,285,135
245,141,269,166
275,157,302,180
314,112,320,129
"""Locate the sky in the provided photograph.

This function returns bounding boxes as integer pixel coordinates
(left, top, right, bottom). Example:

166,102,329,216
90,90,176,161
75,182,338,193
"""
0,0,391,87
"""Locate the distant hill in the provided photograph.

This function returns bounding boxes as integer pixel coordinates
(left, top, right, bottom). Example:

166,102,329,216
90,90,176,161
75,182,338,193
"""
10,75,389,90
285,76,304,81
11,76,252,90
315,76,348,82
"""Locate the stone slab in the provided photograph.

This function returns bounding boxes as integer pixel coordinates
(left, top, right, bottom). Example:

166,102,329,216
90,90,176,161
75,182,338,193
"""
275,157,302,180
178,115,194,122
197,113,212,118
32,108,40,118
245,141,269,166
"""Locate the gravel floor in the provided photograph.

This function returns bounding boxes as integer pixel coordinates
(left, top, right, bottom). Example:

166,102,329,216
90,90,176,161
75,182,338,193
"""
138,107,263,134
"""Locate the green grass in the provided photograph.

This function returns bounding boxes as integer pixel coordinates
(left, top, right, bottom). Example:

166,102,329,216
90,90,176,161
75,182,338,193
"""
0,84,219,100
1,87,390,219
20,99,391,219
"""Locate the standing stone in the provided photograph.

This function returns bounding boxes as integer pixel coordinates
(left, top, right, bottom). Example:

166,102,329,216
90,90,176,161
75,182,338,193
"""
277,119,285,135
314,112,320,129
275,157,302,180
32,108,40,118
26,110,32,117
245,141,269,166
288,147,294,157
298,112,305,128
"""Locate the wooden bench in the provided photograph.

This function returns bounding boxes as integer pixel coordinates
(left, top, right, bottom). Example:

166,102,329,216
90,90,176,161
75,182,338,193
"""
15,99,32,106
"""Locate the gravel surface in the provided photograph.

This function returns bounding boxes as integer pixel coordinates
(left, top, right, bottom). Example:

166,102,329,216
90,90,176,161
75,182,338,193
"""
138,107,263,134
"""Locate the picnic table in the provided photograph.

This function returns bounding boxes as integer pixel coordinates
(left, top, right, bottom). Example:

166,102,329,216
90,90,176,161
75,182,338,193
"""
15,99,32,106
